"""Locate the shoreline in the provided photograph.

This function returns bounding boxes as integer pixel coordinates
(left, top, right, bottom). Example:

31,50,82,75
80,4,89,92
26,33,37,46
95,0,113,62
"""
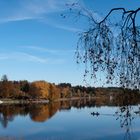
0,99,49,104
54,96,96,101
0,97,96,104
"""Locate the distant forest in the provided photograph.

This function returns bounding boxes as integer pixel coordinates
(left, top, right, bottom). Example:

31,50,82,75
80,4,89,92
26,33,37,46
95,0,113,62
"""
0,75,96,100
0,75,139,101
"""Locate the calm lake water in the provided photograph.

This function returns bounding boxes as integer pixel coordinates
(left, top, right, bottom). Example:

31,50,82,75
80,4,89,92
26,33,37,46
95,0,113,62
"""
0,99,140,140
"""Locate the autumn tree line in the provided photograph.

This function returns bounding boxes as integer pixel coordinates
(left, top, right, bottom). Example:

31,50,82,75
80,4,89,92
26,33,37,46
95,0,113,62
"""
0,75,95,100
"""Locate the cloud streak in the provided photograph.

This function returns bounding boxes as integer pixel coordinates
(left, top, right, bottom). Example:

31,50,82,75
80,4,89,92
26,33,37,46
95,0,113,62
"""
20,45,75,55
0,0,76,23
0,52,65,64
49,23,83,32
0,0,85,33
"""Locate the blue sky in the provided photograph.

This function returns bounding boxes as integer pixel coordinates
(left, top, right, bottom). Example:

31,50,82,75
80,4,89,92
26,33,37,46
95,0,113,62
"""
0,0,139,86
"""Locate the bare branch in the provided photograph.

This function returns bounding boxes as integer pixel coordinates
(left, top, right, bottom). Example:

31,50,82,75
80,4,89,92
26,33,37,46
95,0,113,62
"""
65,4,140,89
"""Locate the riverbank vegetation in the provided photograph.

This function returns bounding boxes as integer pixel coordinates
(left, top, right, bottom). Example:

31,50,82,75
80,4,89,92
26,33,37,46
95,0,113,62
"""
0,75,96,100
0,75,139,101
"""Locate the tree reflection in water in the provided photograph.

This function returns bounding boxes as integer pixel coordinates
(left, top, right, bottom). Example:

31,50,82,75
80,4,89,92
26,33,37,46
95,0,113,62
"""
116,92,140,140
91,92,140,140
0,102,60,128
0,94,140,140
0,98,97,128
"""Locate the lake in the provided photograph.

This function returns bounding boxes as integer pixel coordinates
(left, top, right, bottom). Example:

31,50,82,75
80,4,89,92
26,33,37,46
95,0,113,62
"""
0,99,140,140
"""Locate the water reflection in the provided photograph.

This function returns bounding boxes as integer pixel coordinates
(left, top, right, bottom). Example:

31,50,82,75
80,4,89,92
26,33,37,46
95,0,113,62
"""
91,93,140,140
0,98,97,128
0,103,58,128
0,93,140,140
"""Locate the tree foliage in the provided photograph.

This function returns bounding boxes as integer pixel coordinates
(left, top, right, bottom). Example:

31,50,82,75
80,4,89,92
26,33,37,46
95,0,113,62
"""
1,75,8,82
64,3,140,89
0,75,95,100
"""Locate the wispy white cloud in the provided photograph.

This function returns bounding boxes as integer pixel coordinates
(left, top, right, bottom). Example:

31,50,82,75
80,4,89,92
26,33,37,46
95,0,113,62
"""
0,0,76,23
0,52,65,64
0,0,102,34
19,52,47,63
0,16,37,23
20,45,75,54
49,23,83,32
0,0,85,33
